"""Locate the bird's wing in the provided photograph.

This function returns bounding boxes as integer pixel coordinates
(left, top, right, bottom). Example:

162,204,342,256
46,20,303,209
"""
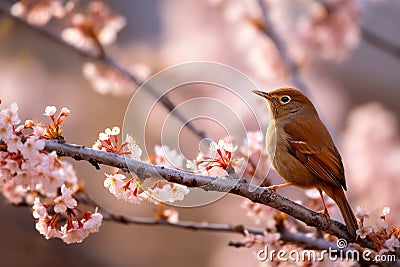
283,122,346,190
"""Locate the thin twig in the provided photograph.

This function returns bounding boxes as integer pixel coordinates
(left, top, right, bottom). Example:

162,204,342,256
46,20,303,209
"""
44,139,380,252
0,2,207,140
313,0,400,60
76,192,360,254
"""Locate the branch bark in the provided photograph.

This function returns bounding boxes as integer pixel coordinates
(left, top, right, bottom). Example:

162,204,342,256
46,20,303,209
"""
44,139,378,252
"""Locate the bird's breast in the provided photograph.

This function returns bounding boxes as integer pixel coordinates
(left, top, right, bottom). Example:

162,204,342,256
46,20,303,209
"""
266,120,319,188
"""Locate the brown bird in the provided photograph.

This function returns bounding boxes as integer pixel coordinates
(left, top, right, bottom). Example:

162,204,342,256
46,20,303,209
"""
253,87,358,237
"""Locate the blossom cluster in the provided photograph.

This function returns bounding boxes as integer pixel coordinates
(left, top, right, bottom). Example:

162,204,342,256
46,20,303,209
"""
355,206,400,255
9,0,150,96
186,139,241,177
10,0,125,53
33,186,102,244
211,0,361,81
10,0,75,26
103,172,190,206
93,127,190,222
186,131,270,187
0,103,102,243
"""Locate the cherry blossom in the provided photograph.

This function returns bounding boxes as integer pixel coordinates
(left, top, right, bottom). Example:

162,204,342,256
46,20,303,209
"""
17,136,45,161
125,134,142,161
241,199,277,229
61,1,126,53
61,211,103,244
42,105,71,139
355,206,370,221
104,172,143,204
93,126,132,155
44,105,57,117
61,221,89,244
82,61,136,96
33,196,103,244
0,103,78,202
383,235,400,252
152,145,185,170
32,197,48,219
104,172,125,199
356,225,373,239
146,182,190,204
10,0,74,26
83,212,103,233
36,219,63,240
53,184,77,213
187,139,242,177
154,205,179,223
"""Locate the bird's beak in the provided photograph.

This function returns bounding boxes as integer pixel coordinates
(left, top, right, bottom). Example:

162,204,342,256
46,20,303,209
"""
252,90,272,100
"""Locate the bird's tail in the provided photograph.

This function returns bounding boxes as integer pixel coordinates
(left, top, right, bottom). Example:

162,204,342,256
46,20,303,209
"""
325,187,358,237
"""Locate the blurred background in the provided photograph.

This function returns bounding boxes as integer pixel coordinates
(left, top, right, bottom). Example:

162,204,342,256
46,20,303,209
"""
0,0,399,266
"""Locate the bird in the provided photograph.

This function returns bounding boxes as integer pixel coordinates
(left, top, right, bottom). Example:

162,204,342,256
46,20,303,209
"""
252,87,358,237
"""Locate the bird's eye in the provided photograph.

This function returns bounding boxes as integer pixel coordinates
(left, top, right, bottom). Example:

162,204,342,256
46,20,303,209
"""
280,96,291,104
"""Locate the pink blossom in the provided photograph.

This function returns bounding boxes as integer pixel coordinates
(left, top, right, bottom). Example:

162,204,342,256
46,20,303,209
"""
44,105,57,117
5,135,21,153
36,219,63,240
104,173,125,199
60,107,71,117
384,235,400,252
1,181,26,204
355,206,370,221
0,117,13,141
61,1,126,52
82,62,133,96
53,184,77,213
61,221,89,244
241,199,277,228
125,134,142,160
163,209,179,223
83,212,103,233
0,102,20,126
373,219,388,232
147,183,190,204
32,197,48,219
105,126,120,136
17,136,45,160
356,225,373,239
10,0,73,26
121,180,143,204
153,145,185,170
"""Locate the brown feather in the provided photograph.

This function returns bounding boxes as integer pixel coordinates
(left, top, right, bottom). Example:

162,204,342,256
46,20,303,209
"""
284,119,347,190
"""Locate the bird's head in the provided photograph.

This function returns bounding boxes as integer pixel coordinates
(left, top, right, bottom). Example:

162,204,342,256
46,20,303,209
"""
252,87,317,120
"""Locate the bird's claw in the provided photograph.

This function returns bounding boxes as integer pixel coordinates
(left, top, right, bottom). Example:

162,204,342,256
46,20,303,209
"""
265,185,278,201
319,209,331,229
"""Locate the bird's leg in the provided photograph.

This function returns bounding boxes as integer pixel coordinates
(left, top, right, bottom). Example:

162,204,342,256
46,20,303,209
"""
266,183,294,191
264,183,293,201
318,189,331,223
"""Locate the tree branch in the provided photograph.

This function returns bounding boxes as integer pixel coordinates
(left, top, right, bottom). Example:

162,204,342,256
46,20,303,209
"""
44,139,379,252
0,2,207,140
76,192,364,256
